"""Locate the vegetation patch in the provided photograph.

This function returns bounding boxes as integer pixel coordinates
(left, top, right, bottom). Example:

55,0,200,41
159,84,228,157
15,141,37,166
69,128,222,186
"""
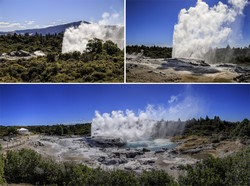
0,34,124,82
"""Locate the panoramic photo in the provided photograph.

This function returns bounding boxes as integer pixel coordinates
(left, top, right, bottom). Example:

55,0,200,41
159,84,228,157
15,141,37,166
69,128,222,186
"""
0,0,124,83
0,84,249,185
126,0,250,82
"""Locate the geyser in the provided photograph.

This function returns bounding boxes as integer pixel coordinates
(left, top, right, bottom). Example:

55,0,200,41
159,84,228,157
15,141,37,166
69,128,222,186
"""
62,11,124,53
172,0,248,63
91,105,186,142
62,23,124,53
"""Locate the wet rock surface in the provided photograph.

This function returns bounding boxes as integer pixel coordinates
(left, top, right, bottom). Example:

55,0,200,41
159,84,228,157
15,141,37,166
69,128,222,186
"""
26,136,198,178
233,73,250,82
126,54,250,82
83,136,126,148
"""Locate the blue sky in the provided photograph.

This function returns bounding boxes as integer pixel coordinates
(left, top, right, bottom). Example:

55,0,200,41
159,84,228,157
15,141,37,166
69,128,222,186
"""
0,0,124,31
127,0,250,47
0,84,249,126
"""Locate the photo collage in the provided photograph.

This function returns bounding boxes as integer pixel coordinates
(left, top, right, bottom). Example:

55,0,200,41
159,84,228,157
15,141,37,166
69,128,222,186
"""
0,0,249,185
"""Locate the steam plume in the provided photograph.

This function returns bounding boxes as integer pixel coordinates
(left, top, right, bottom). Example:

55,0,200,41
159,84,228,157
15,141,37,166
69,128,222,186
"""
91,96,204,141
62,12,124,53
172,0,248,62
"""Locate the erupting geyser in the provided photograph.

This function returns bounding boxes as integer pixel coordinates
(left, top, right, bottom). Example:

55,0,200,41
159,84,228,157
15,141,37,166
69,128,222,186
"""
62,23,124,53
91,105,186,142
172,0,248,63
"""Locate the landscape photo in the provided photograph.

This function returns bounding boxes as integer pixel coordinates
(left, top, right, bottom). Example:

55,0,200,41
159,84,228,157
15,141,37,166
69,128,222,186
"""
0,84,249,185
0,0,124,83
126,0,250,82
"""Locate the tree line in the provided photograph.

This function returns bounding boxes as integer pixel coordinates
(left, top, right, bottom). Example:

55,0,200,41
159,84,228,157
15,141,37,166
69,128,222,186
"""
0,123,91,138
126,45,172,58
1,117,249,140
0,32,63,54
205,45,250,64
126,44,250,64
183,116,250,143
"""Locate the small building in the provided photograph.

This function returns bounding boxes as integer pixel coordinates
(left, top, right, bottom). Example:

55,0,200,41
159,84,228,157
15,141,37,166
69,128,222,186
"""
17,128,29,135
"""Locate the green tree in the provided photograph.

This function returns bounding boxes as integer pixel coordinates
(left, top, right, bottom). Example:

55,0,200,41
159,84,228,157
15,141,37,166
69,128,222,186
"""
47,53,56,62
103,40,120,56
55,125,64,136
86,38,103,53
7,127,18,135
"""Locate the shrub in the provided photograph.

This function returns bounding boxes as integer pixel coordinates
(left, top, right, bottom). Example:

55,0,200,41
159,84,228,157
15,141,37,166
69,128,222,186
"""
0,154,6,185
4,149,43,183
139,170,176,186
178,148,250,185
47,53,56,62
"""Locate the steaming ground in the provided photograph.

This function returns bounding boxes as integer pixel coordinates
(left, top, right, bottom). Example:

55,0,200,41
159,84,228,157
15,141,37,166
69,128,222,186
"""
126,53,250,83
1,134,246,179
7,135,198,178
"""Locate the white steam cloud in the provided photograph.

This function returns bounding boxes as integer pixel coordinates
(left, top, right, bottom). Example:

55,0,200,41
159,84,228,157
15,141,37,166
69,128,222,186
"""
172,0,248,62
91,95,204,141
62,12,124,53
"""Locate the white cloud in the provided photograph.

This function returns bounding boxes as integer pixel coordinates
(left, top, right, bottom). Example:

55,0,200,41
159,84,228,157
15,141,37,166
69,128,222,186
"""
0,23,20,28
102,12,110,19
18,25,26,29
25,20,35,25
0,22,9,25
168,96,178,103
98,11,123,25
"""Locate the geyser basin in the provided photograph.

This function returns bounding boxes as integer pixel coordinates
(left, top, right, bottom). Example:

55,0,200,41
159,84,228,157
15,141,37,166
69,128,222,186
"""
123,138,177,151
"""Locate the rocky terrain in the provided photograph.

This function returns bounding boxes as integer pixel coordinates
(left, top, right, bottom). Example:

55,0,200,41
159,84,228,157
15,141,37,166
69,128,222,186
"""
1,134,246,179
0,50,45,61
171,135,246,159
126,54,250,83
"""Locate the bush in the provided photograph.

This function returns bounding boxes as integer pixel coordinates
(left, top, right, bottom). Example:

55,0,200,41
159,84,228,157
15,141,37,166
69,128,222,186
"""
139,170,176,186
108,170,139,186
0,154,6,185
47,53,56,62
178,148,250,185
4,149,43,183
2,148,250,185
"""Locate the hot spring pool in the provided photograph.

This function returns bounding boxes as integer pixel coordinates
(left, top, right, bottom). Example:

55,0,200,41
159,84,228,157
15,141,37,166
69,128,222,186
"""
122,138,177,151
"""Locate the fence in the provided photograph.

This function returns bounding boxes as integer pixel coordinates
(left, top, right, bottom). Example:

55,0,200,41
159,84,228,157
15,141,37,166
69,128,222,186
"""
1,140,25,149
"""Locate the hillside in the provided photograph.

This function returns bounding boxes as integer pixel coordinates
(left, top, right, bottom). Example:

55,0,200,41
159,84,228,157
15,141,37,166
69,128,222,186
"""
0,21,86,35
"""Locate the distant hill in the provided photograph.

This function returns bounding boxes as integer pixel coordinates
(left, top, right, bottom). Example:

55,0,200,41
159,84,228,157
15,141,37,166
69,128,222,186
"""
0,21,89,35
